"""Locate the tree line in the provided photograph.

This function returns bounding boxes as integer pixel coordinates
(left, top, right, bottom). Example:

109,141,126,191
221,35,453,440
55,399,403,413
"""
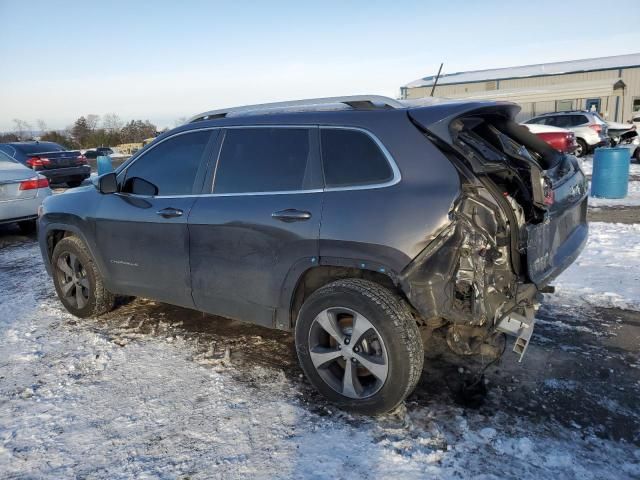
1,114,164,149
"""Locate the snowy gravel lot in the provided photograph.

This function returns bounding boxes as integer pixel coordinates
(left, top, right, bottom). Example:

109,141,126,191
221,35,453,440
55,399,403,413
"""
1,216,640,478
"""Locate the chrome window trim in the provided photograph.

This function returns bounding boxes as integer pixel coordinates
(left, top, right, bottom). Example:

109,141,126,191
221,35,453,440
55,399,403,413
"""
116,124,401,199
319,126,401,192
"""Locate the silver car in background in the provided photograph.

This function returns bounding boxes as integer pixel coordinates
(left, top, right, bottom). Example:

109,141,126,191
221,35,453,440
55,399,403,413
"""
0,150,51,234
524,111,609,157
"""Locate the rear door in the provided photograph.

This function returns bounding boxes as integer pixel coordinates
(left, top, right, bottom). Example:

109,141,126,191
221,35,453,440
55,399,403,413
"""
94,129,217,307
188,126,323,327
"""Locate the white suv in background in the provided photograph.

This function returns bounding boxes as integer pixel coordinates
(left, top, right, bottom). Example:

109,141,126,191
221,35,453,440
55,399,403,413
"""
524,111,609,157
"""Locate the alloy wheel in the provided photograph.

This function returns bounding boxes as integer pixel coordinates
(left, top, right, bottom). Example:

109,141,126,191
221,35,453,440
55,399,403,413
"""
307,307,389,399
56,252,90,309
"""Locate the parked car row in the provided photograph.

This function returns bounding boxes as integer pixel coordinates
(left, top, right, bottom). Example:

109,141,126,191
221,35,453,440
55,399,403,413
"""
0,141,91,187
524,111,609,157
523,110,639,160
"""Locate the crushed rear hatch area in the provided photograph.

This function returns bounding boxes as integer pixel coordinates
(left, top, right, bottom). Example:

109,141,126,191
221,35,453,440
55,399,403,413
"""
404,102,589,360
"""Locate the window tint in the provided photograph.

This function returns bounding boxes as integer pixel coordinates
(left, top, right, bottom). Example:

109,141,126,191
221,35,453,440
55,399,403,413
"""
572,115,589,126
123,130,211,195
321,129,393,188
214,128,318,194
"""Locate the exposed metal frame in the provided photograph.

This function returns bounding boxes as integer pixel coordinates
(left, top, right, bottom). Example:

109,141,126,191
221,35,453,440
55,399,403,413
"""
188,95,405,123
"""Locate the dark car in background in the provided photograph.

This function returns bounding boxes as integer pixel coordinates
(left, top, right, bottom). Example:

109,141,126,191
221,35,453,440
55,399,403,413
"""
84,147,114,159
0,141,90,187
38,95,588,414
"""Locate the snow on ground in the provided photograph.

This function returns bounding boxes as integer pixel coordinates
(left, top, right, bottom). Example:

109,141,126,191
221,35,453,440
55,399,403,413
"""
588,181,640,207
1,239,639,479
550,222,640,311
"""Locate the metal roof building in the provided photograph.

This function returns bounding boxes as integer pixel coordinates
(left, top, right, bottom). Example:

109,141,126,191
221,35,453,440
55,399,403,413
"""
401,53,640,123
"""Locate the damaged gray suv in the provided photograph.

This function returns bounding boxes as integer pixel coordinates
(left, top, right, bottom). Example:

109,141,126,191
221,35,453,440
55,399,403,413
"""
38,95,588,414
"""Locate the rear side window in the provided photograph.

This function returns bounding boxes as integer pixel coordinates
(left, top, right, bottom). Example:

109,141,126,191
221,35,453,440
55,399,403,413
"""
123,130,211,195
572,115,589,126
321,129,393,188
213,128,319,194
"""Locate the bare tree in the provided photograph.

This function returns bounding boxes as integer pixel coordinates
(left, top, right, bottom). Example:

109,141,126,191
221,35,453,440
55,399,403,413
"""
13,119,32,139
174,116,188,127
86,114,100,131
36,119,48,134
102,113,123,133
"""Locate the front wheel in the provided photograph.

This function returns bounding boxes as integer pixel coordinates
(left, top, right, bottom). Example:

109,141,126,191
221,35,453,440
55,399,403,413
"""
295,279,424,415
66,180,83,188
51,236,116,318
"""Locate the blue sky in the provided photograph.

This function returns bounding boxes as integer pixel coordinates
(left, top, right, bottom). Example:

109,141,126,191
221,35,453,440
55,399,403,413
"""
1,0,639,131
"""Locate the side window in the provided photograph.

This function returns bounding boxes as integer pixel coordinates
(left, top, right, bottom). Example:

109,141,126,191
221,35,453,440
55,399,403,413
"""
552,116,571,128
572,115,589,126
122,130,211,196
213,128,319,194
321,129,393,188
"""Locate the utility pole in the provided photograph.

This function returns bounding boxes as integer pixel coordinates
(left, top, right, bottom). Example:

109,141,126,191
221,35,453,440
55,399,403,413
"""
430,63,444,97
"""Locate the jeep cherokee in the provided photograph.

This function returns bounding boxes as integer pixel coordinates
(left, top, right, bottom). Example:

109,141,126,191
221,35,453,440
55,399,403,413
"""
38,95,588,414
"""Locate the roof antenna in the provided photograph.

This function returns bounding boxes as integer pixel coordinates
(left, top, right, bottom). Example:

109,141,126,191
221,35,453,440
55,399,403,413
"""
430,63,444,97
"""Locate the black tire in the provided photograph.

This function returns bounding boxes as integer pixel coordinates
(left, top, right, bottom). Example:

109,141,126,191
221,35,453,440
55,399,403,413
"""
51,236,116,318
575,138,588,158
17,220,36,235
66,180,83,188
295,279,424,415
634,148,640,163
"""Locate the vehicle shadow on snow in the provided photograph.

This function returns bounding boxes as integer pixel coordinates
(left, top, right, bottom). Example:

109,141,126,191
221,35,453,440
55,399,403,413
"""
91,296,639,445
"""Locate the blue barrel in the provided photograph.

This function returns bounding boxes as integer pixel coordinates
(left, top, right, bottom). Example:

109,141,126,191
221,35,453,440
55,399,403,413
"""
97,155,114,176
591,147,630,199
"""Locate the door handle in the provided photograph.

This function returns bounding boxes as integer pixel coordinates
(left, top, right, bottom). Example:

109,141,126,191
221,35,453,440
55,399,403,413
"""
156,207,184,218
271,209,312,222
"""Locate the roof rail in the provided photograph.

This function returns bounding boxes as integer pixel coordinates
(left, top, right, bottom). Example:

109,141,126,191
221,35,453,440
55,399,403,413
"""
188,95,405,123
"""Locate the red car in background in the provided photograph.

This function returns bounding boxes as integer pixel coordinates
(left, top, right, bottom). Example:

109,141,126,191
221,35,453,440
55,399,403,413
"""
522,123,578,154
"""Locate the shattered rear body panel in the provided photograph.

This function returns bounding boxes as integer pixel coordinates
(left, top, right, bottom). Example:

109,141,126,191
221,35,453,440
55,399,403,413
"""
401,103,589,359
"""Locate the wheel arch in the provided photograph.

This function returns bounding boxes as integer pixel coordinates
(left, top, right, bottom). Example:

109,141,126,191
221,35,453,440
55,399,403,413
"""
276,258,402,331
41,221,109,286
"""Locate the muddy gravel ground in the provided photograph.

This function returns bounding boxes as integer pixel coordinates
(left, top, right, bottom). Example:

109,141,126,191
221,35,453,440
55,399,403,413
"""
589,206,640,224
1,214,639,478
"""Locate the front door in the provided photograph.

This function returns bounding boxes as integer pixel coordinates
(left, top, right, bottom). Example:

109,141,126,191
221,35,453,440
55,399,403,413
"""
189,126,323,327
94,129,217,307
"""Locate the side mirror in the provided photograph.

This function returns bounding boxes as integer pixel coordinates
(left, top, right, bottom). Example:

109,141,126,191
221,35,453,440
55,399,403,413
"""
97,172,118,194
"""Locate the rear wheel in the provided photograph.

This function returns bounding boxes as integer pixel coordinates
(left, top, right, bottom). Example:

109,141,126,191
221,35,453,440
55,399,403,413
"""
52,236,116,318
295,279,424,415
575,138,588,157
17,220,36,235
